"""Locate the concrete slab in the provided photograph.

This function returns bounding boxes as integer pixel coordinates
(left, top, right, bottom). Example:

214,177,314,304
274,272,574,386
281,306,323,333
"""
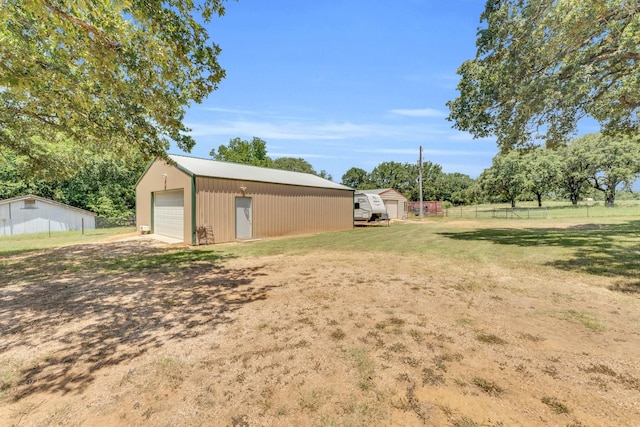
117,233,183,245
147,234,183,244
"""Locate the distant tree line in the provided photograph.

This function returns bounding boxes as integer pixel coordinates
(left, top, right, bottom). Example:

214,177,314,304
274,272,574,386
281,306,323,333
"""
1,151,145,219
2,133,638,220
210,137,333,180
341,163,475,206
478,133,640,208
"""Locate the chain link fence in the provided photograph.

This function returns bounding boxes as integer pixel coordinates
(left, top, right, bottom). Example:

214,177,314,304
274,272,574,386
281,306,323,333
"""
96,217,136,228
445,203,640,219
446,206,548,219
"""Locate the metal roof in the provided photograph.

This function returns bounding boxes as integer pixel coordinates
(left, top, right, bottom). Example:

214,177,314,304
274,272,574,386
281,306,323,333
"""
0,194,97,216
359,189,391,195
169,154,353,191
359,188,408,198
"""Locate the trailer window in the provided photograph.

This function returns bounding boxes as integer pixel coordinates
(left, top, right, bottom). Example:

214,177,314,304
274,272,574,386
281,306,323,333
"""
354,202,360,209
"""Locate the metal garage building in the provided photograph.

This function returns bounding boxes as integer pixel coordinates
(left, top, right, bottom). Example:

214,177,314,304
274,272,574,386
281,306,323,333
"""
359,189,408,220
136,155,355,244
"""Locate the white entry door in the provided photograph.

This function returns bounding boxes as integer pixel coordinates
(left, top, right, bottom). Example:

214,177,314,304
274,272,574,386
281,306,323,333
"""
235,197,252,239
154,190,184,241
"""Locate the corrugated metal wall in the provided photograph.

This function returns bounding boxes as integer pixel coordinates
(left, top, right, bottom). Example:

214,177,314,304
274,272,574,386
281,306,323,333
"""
196,177,354,244
0,199,95,236
136,160,193,243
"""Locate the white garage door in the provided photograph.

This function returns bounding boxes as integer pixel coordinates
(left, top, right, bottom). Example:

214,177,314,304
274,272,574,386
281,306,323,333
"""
154,190,184,241
386,200,398,219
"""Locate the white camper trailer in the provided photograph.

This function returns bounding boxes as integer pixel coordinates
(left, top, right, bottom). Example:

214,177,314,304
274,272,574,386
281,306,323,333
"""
354,192,389,223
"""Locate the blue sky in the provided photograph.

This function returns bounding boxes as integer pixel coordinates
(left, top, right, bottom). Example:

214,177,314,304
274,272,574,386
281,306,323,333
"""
175,0,500,181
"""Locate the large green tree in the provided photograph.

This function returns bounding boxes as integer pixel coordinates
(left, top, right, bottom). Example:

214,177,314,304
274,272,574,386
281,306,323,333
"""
479,150,528,207
209,138,333,179
434,172,476,205
1,0,227,173
367,161,443,201
579,133,640,206
210,137,273,167
521,147,561,207
555,140,594,206
0,151,145,218
447,0,640,149
418,161,444,201
53,156,146,218
368,162,418,199
341,167,370,189
0,151,55,199
272,157,316,174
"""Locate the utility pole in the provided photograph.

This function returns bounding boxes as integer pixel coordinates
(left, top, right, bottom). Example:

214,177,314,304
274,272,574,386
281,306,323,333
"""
419,146,423,220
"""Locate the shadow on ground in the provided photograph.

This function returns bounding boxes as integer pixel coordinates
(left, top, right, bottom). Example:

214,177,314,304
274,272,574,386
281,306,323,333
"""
0,240,273,400
439,220,640,294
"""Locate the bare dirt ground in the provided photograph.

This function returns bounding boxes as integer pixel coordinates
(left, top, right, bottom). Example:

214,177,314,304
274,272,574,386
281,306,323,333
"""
1,230,639,426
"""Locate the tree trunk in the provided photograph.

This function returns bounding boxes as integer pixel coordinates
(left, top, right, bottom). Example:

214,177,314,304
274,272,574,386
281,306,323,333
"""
605,190,615,207
536,192,543,207
570,192,579,206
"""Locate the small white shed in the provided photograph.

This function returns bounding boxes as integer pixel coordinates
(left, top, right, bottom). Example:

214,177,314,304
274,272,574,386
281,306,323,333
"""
359,189,408,220
0,195,97,236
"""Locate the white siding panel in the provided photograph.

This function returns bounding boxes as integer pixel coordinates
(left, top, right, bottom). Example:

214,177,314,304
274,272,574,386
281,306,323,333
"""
386,200,399,219
154,190,184,241
0,199,95,236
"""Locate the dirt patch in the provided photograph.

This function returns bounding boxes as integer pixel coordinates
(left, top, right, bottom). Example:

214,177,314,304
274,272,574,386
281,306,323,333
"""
1,238,639,426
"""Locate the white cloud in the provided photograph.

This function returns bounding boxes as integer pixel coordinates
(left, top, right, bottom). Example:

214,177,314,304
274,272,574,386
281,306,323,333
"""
202,107,258,115
187,120,343,140
186,118,450,142
270,152,336,159
352,147,495,157
390,108,448,118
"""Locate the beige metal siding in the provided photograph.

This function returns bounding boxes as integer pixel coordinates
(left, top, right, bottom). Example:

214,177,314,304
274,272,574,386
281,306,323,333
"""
136,160,193,243
379,189,408,219
386,200,399,219
196,177,353,244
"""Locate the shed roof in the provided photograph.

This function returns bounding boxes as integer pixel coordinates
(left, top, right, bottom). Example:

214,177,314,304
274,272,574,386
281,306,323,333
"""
0,194,97,216
359,188,407,198
169,154,353,191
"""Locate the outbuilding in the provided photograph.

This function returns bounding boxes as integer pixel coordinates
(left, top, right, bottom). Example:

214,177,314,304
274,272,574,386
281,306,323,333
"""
136,155,355,244
359,189,408,220
0,194,97,236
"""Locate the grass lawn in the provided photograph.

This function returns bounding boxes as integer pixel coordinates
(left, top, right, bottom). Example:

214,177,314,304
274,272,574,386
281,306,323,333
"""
0,227,136,255
1,218,639,426
443,200,640,220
